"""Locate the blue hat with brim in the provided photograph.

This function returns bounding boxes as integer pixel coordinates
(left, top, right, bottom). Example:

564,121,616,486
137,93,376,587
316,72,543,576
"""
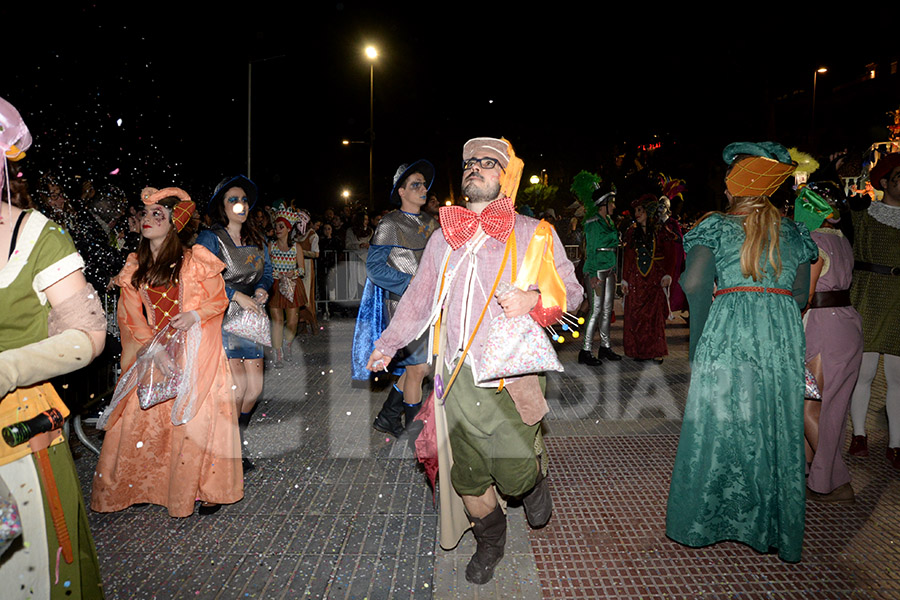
390,160,435,206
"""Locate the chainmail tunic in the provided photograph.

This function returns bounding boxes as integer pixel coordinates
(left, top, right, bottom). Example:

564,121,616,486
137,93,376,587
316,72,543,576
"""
371,211,437,276
370,211,437,316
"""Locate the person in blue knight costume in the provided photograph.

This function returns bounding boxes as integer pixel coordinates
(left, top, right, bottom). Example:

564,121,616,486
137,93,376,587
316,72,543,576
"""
351,160,438,436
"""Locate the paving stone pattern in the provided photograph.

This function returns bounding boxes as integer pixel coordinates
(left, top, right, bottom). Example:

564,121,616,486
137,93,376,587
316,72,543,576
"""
73,310,898,599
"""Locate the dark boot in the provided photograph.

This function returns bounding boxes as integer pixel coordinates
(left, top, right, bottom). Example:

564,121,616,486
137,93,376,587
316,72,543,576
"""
403,402,421,426
597,346,622,361
578,349,602,366
373,385,405,437
465,504,507,585
238,413,255,473
522,470,552,529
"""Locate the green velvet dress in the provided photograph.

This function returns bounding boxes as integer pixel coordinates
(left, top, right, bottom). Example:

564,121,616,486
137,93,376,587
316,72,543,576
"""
665,213,818,563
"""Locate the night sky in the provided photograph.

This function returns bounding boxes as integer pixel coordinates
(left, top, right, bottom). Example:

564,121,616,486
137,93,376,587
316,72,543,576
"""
6,4,899,214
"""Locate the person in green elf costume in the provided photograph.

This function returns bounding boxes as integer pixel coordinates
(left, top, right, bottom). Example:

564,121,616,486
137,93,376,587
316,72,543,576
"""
571,171,622,365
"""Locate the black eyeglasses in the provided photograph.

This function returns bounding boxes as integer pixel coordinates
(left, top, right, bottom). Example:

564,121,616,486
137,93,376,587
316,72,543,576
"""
463,157,504,171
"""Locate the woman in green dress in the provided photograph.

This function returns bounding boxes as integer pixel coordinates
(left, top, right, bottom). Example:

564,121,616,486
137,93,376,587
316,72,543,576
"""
666,142,818,563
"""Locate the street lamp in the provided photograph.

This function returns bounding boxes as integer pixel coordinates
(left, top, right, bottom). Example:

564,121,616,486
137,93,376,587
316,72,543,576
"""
365,45,378,208
811,66,827,147
246,54,285,179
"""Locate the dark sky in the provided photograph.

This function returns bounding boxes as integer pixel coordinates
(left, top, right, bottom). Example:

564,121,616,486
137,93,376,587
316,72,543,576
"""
5,3,899,213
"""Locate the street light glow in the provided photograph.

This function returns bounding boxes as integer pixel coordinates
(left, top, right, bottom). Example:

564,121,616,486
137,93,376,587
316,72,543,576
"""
342,140,350,145
342,189,350,199
530,175,540,185
365,46,377,60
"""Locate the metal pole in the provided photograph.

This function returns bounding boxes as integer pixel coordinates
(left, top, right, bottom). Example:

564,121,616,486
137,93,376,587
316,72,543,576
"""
248,62,252,179
369,62,374,209
811,69,817,147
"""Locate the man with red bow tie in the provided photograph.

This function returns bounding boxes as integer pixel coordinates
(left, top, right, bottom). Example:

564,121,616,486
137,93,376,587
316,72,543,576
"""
367,137,582,584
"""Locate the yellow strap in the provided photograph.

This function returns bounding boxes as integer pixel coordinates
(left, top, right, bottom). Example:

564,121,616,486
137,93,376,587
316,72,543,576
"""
442,230,515,398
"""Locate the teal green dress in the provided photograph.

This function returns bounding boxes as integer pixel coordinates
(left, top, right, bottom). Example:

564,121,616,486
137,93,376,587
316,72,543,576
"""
665,213,818,563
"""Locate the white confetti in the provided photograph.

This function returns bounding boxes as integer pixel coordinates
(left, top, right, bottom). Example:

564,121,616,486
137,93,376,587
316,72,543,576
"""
346,411,352,416
136,441,143,448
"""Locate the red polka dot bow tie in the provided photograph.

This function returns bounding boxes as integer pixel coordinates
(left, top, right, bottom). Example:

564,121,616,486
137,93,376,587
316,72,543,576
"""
439,197,516,251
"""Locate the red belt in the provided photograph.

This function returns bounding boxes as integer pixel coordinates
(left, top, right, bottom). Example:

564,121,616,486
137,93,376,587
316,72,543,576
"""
714,286,792,298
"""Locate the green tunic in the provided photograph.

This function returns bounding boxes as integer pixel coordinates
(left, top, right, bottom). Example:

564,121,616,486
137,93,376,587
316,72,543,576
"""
666,213,818,563
850,202,900,356
582,215,618,274
0,211,104,599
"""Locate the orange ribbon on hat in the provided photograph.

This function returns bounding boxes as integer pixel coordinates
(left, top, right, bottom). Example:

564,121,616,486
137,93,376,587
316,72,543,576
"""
140,186,195,232
498,137,524,204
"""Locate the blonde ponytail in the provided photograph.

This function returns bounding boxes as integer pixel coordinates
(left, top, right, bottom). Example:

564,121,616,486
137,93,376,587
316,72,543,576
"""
729,196,782,281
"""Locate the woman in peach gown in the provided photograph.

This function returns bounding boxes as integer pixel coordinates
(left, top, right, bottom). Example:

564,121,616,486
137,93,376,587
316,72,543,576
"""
91,187,242,517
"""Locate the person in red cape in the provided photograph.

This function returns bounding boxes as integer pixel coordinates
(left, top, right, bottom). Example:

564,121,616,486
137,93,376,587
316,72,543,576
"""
621,194,676,362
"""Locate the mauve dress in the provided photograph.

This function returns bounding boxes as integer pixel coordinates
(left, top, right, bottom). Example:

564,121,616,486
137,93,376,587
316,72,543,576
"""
805,228,864,494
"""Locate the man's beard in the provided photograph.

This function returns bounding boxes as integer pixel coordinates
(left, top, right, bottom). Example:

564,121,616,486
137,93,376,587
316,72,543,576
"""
463,176,501,204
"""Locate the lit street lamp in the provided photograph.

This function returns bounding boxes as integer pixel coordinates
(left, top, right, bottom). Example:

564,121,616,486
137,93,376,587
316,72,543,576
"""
811,66,827,147
365,45,378,209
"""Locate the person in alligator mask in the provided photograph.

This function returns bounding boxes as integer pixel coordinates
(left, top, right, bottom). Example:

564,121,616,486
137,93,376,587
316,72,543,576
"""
571,171,622,366
794,179,862,503
351,159,438,437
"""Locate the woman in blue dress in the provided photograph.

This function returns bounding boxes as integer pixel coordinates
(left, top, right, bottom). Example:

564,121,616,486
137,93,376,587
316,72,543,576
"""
666,142,819,563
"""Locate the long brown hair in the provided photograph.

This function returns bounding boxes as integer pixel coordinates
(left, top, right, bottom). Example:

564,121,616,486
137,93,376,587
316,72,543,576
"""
207,186,266,249
131,196,187,289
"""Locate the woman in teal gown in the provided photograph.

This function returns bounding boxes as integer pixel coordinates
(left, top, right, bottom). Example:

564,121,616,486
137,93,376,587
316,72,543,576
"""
666,142,819,563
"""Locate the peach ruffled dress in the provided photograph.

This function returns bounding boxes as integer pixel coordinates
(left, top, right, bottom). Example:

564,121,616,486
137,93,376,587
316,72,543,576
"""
91,246,243,517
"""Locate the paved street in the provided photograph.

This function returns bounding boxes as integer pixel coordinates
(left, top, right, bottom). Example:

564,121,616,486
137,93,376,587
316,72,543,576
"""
73,308,900,599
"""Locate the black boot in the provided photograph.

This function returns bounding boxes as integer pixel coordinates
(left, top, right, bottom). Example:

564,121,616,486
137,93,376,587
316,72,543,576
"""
238,413,255,473
597,346,622,361
522,470,552,529
373,385,405,437
578,349,602,366
465,504,507,585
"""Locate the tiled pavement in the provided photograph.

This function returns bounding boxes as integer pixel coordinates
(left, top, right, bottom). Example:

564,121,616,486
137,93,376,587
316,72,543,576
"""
72,307,900,599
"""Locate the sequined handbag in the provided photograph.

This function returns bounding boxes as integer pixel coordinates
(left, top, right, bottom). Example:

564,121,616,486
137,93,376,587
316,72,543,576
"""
223,301,272,347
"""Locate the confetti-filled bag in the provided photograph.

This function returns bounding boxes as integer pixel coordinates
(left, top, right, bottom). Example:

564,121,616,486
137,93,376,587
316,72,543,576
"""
223,302,272,347
477,313,563,384
99,323,201,429
805,367,821,400
0,477,22,558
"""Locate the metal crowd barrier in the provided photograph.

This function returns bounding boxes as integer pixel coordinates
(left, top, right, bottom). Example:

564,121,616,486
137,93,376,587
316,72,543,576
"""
315,250,366,318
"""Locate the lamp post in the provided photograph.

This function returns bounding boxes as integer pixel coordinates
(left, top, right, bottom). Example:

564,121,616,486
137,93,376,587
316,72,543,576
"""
811,66,827,147
246,54,286,179
365,45,378,209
